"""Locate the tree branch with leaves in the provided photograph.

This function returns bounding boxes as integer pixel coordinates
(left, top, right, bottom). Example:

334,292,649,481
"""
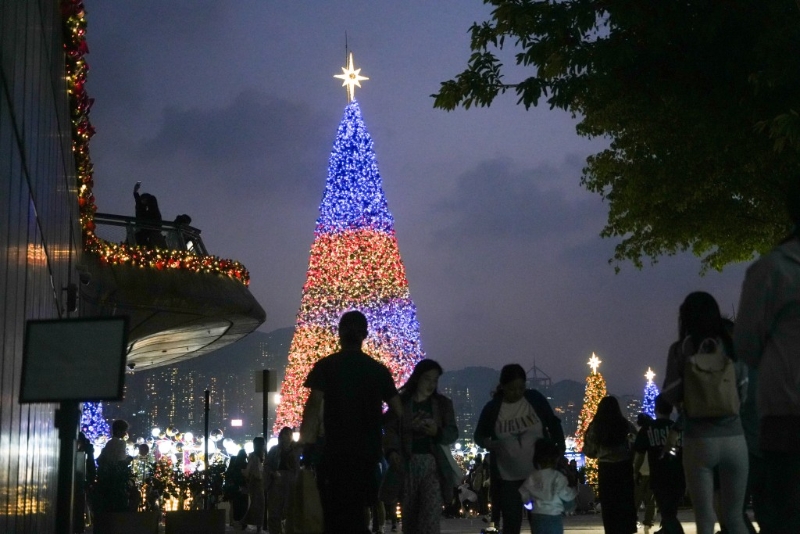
434,0,800,271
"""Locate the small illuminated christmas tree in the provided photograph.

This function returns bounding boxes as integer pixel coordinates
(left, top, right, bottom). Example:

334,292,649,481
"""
642,368,659,419
273,55,424,433
575,353,607,487
81,402,110,443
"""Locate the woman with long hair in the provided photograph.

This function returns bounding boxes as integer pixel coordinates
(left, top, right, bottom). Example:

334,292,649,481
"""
583,396,638,534
224,449,249,526
662,291,749,534
384,359,458,534
265,427,300,534
238,436,267,532
473,364,565,534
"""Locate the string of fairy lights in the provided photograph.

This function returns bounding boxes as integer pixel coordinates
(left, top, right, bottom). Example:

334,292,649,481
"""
316,103,394,234
274,99,425,432
642,367,660,418
574,354,607,486
61,0,250,285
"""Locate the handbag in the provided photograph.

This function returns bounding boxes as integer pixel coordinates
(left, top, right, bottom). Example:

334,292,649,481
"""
378,463,402,503
437,444,464,488
245,454,263,481
285,467,323,534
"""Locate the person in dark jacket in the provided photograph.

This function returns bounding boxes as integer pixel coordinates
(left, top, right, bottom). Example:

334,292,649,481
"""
384,359,458,534
225,449,249,526
473,364,565,534
734,181,800,534
265,427,300,534
583,396,638,534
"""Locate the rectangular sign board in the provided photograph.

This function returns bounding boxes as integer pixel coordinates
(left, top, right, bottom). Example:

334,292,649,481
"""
20,316,129,403
254,369,278,393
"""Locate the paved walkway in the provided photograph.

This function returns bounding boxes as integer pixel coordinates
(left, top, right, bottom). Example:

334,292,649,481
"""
224,509,708,532
436,510,702,532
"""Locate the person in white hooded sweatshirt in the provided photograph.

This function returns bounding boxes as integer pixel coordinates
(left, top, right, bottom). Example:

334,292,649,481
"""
519,438,578,534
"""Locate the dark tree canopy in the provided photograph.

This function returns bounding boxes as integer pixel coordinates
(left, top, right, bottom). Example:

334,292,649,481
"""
433,0,800,271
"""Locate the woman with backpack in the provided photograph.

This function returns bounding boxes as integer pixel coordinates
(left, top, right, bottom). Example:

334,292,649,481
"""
662,291,749,534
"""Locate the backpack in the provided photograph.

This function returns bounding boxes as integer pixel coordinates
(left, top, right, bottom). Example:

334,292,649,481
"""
471,468,484,490
682,337,740,418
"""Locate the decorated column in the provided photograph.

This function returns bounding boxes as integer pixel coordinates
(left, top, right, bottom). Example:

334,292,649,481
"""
273,55,424,433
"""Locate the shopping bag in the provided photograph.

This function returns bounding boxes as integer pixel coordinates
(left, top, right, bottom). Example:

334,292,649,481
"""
437,444,464,488
285,468,323,534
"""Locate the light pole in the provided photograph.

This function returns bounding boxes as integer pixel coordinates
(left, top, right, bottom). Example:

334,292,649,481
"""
256,370,277,438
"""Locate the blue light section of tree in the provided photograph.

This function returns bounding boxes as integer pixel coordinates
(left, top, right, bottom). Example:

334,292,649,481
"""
642,381,659,419
315,100,394,234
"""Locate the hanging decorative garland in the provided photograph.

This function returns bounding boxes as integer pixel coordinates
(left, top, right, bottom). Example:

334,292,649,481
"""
61,0,250,285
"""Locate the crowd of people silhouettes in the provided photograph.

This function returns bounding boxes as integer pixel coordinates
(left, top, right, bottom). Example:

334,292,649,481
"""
74,185,799,534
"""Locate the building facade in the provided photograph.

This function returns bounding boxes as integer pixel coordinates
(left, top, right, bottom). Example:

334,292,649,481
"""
0,1,82,531
442,385,476,443
621,394,645,425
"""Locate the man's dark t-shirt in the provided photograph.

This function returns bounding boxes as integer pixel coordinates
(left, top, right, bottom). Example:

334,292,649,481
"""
633,418,682,483
304,348,398,462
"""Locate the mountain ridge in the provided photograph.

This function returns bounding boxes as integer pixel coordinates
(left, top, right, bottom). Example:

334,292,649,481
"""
110,328,627,438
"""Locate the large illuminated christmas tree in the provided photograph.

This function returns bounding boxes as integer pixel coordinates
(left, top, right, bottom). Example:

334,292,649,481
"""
642,367,659,419
274,55,424,433
575,353,607,487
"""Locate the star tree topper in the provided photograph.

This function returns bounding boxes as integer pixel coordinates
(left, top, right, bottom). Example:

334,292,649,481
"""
334,52,369,102
645,367,656,383
588,353,602,374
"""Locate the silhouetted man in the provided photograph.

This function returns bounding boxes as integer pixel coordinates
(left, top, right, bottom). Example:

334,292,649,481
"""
300,310,403,534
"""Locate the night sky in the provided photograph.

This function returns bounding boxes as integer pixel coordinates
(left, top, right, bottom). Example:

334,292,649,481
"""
85,1,749,395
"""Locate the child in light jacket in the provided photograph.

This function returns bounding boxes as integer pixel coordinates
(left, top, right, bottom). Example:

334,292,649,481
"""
519,438,578,534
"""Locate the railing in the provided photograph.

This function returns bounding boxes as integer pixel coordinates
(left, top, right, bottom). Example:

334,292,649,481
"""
92,213,208,256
